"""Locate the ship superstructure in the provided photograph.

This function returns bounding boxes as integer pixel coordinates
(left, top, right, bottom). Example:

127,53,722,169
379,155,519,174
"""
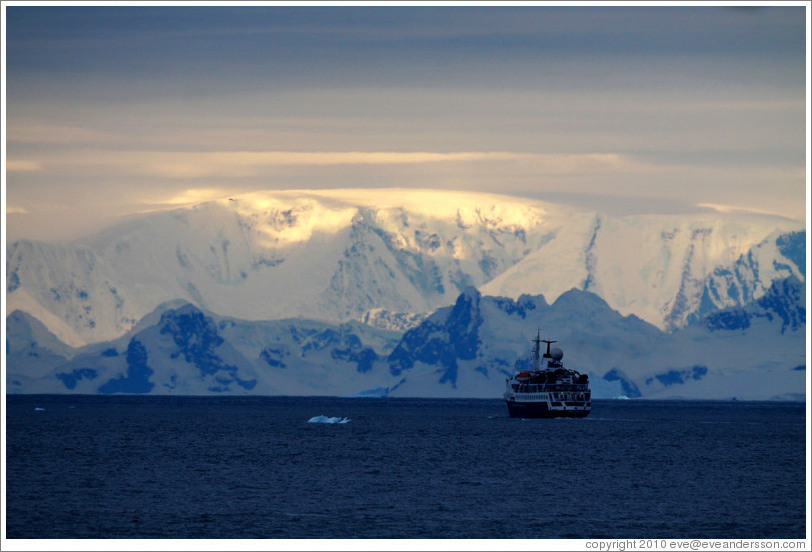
504,330,591,418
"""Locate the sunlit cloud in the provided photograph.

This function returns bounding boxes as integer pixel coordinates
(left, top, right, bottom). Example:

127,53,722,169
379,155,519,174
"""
24,150,647,180
6,205,29,214
131,151,527,178
6,160,42,172
137,150,528,178
4,7,804,244
697,203,798,219
132,188,235,217
159,188,233,205
19,150,525,179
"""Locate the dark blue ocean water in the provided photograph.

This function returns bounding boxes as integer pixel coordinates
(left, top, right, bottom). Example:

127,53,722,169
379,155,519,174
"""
5,396,806,539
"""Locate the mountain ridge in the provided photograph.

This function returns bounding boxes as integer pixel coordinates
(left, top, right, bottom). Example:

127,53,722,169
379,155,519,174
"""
7,279,805,400
6,189,805,347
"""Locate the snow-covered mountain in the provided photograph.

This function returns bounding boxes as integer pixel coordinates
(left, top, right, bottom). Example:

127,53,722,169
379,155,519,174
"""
6,281,805,400
7,302,403,397
480,213,805,331
5,189,805,348
385,282,805,400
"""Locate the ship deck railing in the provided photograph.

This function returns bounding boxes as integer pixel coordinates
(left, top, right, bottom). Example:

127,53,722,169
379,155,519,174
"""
512,383,589,393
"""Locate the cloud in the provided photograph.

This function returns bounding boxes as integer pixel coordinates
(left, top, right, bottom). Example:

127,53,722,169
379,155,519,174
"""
523,153,642,175
6,205,29,214
22,149,649,181
696,203,800,219
157,188,232,205
26,149,535,180
7,123,116,145
5,160,42,172
138,150,528,177
129,188,233,215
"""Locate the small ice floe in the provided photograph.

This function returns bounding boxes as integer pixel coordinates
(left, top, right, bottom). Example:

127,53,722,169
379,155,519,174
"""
34,407,46,411
307,415,350,424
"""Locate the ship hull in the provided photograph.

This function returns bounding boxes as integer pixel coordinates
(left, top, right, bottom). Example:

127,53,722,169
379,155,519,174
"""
506,400,590,419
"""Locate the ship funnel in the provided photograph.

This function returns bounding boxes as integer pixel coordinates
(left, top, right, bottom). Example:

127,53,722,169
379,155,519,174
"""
541,339,557,358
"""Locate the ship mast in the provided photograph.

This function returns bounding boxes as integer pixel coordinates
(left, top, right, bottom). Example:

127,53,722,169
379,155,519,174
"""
531,330,558,370
532,329,543,370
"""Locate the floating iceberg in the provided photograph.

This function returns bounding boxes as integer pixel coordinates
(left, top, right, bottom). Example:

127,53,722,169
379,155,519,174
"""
34,407,46,411
340,386,389,398
307,415,350,424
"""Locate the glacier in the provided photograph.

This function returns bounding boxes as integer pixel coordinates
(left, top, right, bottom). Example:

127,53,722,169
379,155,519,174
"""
6,281,805,400
4,189,806,401
5,189,804,347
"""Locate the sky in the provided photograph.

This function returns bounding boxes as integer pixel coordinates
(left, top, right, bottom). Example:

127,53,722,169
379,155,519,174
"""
2,3,809,242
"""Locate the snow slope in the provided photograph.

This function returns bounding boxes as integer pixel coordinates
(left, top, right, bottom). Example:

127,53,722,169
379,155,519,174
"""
6,189,805,346
481,213,804,331
7,280,805,400
384,283,805,400
6,302,403,396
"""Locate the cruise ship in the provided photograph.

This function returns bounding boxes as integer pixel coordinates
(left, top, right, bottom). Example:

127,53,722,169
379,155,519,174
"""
504,331,591,418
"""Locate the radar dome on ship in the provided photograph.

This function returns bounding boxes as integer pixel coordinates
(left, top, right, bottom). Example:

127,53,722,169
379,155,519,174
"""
551,348,564,361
